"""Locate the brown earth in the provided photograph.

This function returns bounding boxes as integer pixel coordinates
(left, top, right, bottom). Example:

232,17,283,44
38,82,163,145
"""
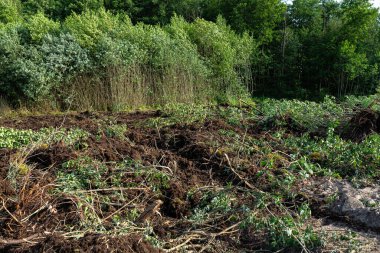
341,108,380,142
0,112,242,252
0,110,379,252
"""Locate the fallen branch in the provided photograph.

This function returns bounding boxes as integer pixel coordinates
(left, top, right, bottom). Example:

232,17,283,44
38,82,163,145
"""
224,154,260,192
1,198,22,225
166,235,200,252
21,202,50,223
65,187,149,194
0,234,43,246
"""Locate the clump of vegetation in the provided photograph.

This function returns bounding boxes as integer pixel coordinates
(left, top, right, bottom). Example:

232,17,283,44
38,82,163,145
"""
0,127,89,149
257,96,346,131
0,7,254,110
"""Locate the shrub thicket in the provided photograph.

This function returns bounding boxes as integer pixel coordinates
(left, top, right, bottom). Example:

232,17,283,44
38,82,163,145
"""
0,8,255,110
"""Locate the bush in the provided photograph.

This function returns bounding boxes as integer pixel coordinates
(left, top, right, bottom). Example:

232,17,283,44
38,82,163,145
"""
64,8,123,48
25,12,60,42
0,25,62,103
0,27,89,104
1,9,255,109
0,0,22,24
174,16,255,99
40,33,90,85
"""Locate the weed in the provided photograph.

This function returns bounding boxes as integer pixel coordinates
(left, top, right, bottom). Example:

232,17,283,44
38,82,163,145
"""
58,157,108,191
0,127,89,149
282,129,380,181
190,190,234,224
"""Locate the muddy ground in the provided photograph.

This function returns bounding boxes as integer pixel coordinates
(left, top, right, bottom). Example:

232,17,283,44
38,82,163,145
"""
0,109,379,252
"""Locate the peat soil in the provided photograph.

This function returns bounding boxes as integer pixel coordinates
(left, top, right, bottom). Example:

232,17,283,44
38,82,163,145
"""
0,110,379,252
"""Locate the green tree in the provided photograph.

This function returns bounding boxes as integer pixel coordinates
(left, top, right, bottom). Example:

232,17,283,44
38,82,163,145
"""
203,0,286,44
22,0,104,20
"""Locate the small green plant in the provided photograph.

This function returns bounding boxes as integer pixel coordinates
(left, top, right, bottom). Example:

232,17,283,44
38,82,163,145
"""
100,124,128,139
282,129,380,181
258,96,347,132
190,190,234,224
242,196,321,251
58,157,108,191
0,127,89,149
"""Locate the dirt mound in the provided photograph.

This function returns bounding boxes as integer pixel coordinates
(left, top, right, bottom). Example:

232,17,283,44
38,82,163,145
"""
341,108,380,141
4,234,161,253
26,143,77,170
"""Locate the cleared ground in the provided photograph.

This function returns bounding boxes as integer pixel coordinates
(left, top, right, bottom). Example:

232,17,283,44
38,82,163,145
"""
0,101,379,252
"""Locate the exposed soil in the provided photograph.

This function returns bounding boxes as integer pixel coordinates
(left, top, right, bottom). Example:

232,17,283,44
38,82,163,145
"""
0,112,232,252
0,110,379,252
341,108,380,142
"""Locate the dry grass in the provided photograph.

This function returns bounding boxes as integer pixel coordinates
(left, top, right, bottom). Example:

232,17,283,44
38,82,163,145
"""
0,97,12,115
66,64,211,111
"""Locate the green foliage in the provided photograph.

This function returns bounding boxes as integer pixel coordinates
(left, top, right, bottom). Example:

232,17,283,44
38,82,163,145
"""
0,127,89,149
0,6,255,108
0,26,64,102
91,35,140,67
264,0,380,97
59,157,107,191
22,0,104,20
0,127,36,149
40,33,90,85
25,12,60,42
124,19,209,77
243,202,321,251
214,95,380,183
211,0,286,43
191,190,233,224
131,161,171,191
100,124,128,139
64,8,122,48
1,0,380,107
0,0,22,24
0,26,24,102
337,40,370,80
177,16,255,95
283,129,380,180
258,96,346,131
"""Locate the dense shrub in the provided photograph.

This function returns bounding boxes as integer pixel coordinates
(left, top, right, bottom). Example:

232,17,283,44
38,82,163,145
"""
0,0,22,24
181,17,254,90
0,8,255,109
25,12,60,42
2,0,379,102
0,26,48,104
63,8,125,48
